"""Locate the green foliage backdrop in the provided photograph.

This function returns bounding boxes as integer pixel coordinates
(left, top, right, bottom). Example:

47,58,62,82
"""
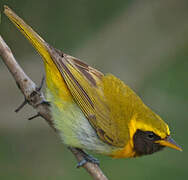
0,0,187,179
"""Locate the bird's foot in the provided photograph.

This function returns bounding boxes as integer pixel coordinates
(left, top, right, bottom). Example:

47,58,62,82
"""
76,148,100,168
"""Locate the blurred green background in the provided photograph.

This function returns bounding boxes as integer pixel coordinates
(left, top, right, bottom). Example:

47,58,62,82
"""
0,0,187,179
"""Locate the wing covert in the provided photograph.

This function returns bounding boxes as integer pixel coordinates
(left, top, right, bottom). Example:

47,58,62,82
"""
48,46,129,147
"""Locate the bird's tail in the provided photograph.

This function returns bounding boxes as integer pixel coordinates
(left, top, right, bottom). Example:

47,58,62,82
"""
4,5,52,64
4,5,72,99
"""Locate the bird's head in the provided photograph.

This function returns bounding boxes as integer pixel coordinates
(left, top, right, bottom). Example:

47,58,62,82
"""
128,106,182,157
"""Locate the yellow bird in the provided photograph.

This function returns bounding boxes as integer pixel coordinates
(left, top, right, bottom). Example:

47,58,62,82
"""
4,6,182,165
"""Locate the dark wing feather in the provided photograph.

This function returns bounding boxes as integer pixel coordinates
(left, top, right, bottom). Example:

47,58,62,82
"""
48,45,129,147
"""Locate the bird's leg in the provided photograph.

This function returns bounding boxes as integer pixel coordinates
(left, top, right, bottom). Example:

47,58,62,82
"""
75,148,100,168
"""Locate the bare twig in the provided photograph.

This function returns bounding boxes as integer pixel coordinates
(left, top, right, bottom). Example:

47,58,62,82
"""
0,35,108,180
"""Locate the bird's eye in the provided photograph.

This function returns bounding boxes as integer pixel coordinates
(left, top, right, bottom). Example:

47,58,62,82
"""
146,132,155,140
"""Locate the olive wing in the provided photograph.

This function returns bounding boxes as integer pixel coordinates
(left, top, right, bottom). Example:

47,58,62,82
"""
49,47,129,147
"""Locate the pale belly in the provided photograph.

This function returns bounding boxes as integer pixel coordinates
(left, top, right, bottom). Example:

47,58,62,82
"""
46,88,116,155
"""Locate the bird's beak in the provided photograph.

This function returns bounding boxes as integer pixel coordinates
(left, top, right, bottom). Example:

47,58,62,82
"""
155,136,182,151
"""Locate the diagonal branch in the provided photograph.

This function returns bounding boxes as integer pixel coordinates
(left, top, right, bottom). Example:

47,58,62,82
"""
0,35,108,180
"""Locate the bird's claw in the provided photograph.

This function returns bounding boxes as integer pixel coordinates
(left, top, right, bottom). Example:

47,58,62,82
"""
77,155,99,168
76,149,100,168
